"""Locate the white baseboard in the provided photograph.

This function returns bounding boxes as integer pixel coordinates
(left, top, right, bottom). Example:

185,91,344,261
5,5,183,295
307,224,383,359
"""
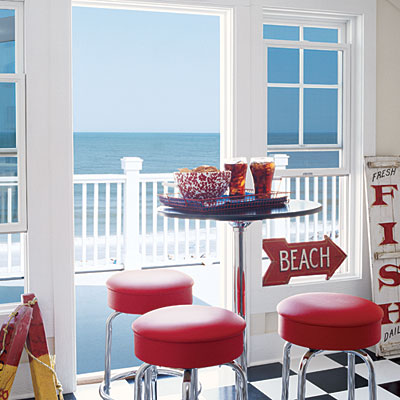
249,332,309,367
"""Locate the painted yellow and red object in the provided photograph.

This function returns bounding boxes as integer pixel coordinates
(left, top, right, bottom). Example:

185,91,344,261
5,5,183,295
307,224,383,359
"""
0,306,32,399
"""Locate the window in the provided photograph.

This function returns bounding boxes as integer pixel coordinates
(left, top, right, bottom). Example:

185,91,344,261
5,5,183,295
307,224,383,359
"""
0,3,26,301
262,14,356,279
264,20,349,172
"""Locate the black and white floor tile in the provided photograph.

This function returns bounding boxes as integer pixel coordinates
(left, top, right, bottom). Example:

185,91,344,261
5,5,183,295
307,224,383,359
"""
27,350,400,399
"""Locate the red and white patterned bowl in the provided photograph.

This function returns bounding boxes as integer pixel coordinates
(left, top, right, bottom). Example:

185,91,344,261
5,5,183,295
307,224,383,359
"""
174,171,231,199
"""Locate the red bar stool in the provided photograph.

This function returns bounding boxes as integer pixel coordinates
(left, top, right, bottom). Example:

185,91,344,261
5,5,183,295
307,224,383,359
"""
277,293,384,400
132,305,248,400
99,269,194,400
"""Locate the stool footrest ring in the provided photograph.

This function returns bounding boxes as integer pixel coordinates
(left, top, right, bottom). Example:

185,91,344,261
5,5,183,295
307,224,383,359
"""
99,367,201,400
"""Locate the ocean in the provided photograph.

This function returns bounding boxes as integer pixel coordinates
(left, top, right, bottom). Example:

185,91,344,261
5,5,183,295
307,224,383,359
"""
74,132,220,175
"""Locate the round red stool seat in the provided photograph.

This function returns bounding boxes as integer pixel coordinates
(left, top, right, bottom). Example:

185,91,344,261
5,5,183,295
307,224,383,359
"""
132,305,246,369
106,269,194,314
277,293,383,350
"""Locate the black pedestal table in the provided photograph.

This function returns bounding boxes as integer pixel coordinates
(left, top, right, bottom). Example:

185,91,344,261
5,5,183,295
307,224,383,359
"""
158,199,322,393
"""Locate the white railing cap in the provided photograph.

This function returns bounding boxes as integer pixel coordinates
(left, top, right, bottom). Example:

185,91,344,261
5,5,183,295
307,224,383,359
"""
121,157,143,172
73,174,126,184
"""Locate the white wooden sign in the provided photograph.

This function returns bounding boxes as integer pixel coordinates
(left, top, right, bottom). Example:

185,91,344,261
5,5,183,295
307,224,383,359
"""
365,156,400,357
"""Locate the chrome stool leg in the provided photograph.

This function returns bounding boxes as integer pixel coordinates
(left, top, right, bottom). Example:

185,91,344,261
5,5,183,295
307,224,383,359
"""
226,360,248,400
297,349,321,400
190,368,198,399
144,365,158,400
100,311,121,399
351,350,377,400
151,365,158,400
134,363,152,400
281,342,292,400
347,352,355,400
182,369,193,400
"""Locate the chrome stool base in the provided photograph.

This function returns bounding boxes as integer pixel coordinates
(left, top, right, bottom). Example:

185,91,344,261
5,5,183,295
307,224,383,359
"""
100,311,187,400
99,366,185,400
134,361,247,400
281,341,377,400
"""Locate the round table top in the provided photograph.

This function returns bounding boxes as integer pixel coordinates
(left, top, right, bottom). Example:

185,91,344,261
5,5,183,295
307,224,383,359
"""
158,199,322,222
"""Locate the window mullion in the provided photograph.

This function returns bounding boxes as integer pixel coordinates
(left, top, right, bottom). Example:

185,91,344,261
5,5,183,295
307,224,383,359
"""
0,74,25,83
337,50,343,150
15,2,23,75
263,40,349,52
16,77,26,231
268,144,342,150
266,83,340,89
299,25,304,146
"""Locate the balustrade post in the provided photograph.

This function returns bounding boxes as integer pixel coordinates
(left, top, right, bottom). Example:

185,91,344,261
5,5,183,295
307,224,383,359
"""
121,157,143,270
273,153,289,191
273,154,289,172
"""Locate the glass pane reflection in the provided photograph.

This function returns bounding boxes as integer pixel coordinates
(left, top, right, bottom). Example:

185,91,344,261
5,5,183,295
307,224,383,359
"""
0,83,16,148
0,157,18,223
0,10,15,73
304,27,338,43
268,48,299,84
304,50,338,85
268,151,340,169
268,87,299,145
304,88,338,145
263,24,299,41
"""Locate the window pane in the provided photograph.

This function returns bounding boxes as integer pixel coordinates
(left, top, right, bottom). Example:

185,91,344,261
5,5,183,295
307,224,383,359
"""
304,88,338,144
0,82,16,148
268,48,299,84
304,50,338,85
268,88,299,145
268,151,340,169
0,157,18,223
263,24,299,41
0,10,15,73
304,27,338,43
0,232,25,303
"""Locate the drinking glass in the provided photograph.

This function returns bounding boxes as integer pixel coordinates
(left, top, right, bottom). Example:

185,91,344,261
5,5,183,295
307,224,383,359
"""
250,157,275,198
224,157,248,197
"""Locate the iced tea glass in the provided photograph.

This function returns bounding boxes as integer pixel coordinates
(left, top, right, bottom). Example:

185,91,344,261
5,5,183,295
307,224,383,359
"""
224,157,248,197
250,157,275,198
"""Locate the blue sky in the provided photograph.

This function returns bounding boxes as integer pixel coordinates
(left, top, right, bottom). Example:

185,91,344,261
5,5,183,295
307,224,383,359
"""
72,7,220,133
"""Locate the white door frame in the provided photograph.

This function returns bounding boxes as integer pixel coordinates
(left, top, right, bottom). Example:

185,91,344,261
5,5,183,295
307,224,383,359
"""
68,0,245,390
9,0,77,397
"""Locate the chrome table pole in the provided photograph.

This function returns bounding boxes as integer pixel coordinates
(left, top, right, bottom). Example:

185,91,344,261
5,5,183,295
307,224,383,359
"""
231,221,251,397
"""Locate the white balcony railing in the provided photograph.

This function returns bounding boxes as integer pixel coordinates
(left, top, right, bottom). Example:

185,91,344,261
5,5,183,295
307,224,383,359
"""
0,155,348,278
73,169,218,272
0,179,24,279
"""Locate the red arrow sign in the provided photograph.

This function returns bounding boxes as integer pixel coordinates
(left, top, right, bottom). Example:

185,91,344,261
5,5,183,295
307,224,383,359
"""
262,235,347,286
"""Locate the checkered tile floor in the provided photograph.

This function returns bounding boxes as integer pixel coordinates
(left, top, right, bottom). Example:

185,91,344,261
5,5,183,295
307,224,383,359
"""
26,350,400,399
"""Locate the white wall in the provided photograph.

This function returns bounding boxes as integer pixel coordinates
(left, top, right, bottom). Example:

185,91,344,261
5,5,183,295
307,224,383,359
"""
376,0,400,155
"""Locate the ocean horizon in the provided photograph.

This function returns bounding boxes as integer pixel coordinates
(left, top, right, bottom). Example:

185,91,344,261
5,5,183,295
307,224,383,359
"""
73,131,220,175
73,130,340,176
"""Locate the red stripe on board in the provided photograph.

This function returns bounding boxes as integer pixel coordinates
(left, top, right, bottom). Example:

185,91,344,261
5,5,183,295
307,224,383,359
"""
23,294,49,359
0,306,32,368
